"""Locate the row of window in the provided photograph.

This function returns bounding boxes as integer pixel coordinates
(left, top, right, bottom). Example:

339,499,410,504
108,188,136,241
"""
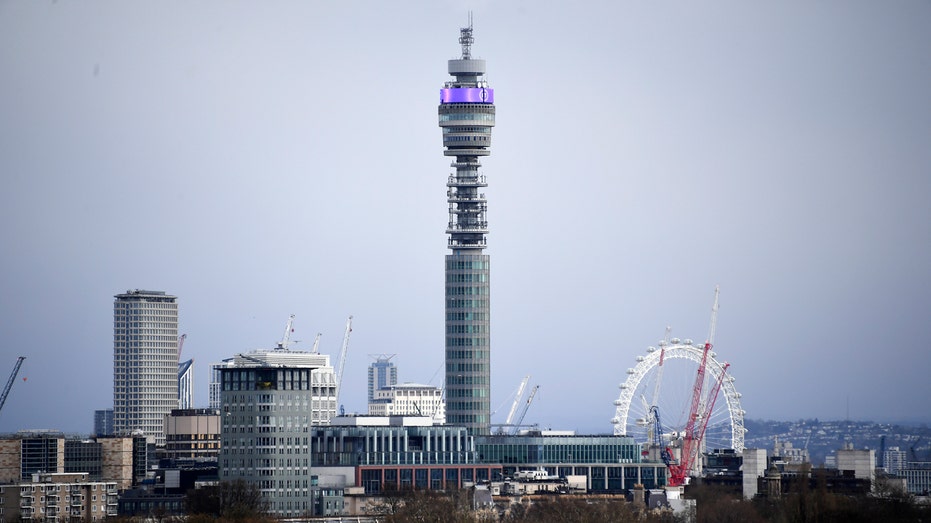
446,258,489,270
446,375,489,386
446,273,488,283
446,388,488,400
442,126,492,134
446,349,488,361
446,299,490,309
444,135,491,143
447,311,488,321
446,324,488,334
446,336,489,347
446,285,489,296
446,363,487,373
438,112,495,122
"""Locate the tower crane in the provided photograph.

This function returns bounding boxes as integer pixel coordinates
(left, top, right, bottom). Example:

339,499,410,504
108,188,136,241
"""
0,357,26,417
505,376,531,428
311,333,322,353
177,334,187,359
276,314,296,350
512,385,539,435
667,286,728,487
334,316,353,406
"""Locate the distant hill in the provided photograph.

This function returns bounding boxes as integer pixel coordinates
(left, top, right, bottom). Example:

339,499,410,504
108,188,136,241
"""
742,419,931,466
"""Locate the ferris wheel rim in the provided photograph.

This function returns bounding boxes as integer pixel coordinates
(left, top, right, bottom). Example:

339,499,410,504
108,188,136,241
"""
611,342,745,452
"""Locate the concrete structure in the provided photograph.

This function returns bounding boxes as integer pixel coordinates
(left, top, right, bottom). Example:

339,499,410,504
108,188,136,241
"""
113,289,179,445
0,432,142,490
0,472,117,522
440,21,495,435
773,437,809,465
836,445,876,486
741,448,768,499
900,462,931,495
368,383,444,423
178,359,194,410
162,408,220,461
217,348,338,518
93,409,113,437
367,354,398,403
883,446,908,475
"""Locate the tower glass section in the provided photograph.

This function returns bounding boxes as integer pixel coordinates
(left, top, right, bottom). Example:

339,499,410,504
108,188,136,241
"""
367,355,398,403
439,23,495,435
112,289,179,445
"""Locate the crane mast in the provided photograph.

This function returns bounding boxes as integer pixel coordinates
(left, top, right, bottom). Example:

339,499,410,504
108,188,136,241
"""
0,357,26,416
277,314,296,350
505,375,530,427
668,287,722,487
334,316,353,405
512,385,539,435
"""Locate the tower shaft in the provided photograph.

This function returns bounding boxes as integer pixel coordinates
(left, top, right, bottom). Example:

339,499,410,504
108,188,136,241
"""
439,22,495,435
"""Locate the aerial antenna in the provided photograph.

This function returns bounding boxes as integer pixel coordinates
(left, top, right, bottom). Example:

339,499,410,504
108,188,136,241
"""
459,12,474,59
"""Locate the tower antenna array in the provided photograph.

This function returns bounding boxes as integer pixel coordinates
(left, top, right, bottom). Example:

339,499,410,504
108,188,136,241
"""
460,13,474,59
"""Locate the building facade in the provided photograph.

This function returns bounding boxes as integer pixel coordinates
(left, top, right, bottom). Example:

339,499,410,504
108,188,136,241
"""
178,359,194,410
368,383,445,423
0,473,117,522
217,349,338,518
367,355,398,403
474,434,667,492
93,409,114,437
162,408,220,462
440,21,495,435
0,433,141,491
312,416,498,497
208,359,232,409
113,289,179,445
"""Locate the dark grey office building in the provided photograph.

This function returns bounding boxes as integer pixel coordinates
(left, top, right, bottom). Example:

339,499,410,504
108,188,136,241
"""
439,22,495,434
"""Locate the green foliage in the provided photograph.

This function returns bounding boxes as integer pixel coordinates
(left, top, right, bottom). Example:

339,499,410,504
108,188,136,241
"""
183,479,273,523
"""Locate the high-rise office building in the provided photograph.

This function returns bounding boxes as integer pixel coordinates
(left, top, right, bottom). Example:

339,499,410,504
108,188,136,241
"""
440,21,495,434
367,354,398,403
113,289,179,445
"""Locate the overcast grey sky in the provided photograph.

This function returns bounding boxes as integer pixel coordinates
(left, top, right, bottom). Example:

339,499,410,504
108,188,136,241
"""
1,1,929,435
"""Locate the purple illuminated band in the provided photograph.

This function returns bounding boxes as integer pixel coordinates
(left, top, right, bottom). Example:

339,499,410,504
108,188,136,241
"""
440,87,494,104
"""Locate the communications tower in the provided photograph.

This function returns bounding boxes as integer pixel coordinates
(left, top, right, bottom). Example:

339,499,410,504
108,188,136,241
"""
439,19,495,435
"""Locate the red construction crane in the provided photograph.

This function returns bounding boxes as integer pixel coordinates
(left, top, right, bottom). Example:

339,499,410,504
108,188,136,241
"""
667,287,729,487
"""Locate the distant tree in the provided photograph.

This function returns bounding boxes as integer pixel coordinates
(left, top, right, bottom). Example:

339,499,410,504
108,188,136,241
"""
183,479,272,522
502,495,661,523
686,483,764,523
373,488,476,523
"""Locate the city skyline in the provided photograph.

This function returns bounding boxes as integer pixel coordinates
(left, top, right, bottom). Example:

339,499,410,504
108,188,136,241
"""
1,2,929,435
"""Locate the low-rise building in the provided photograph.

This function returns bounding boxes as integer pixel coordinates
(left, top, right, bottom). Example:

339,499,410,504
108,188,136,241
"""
368,383,445,423
161,408,221,462
0,472,117,522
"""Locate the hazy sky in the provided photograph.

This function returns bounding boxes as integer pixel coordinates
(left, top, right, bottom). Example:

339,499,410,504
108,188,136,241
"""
1,1,929,436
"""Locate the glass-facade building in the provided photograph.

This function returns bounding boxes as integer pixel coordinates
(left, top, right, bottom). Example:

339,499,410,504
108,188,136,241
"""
440,22,495,435
367,355,398,403
113,289,179,445
476,434,669,491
